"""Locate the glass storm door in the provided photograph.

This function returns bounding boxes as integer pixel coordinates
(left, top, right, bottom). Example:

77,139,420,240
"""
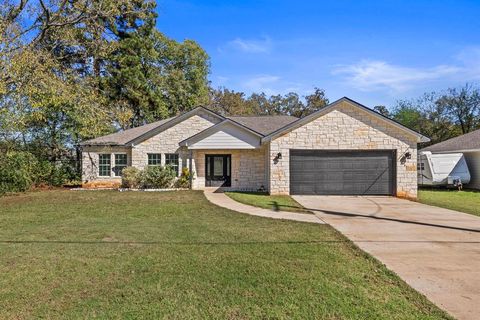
205,155,231,187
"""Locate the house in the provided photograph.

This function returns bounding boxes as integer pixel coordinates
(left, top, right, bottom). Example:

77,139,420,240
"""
421,129,480,189
81,97,429,199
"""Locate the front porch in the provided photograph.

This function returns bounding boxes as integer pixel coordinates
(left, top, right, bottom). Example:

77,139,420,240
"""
190,147,268,191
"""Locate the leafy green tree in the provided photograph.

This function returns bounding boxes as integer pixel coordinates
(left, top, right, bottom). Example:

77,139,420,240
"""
104,19,210,128
301,88,329,117
436,84,480,134
0,0,154,182
373,105,390,117
208,87,329,117
209,88,257,115
392,93,460,146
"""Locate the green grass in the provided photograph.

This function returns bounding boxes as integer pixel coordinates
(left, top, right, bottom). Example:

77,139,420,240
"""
225,191,311,214
0,190,451,319
418,188,480,217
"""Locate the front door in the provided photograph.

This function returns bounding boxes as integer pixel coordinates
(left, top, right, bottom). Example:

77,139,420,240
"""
205,155,231,187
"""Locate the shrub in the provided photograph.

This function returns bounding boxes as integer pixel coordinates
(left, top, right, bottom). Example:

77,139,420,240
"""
121,167,141,188
175,167,193,188
33,160,76,186
140,165,176,189
0,151,38,194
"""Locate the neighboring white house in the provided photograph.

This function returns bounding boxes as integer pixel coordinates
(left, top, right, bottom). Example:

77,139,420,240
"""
421,129,480,189
81,97,429,199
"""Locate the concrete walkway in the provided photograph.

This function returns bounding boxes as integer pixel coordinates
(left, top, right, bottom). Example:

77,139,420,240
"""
203,188,325,224
293,195,480,320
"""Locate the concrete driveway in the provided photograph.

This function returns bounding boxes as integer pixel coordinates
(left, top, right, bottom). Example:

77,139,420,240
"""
293,195,480,320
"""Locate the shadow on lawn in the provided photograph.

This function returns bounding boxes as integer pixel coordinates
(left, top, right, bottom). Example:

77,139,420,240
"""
277,203,480,234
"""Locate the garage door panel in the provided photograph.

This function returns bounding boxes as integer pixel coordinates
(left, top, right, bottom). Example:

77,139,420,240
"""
290,150,395,195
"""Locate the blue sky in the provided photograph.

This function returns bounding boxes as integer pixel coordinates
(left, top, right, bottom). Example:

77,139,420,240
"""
156,0,480,108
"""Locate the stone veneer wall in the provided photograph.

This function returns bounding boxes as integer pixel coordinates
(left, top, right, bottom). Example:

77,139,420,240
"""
192,146,268,191
131,113,221,173
268,100,419,199
81,146,132,185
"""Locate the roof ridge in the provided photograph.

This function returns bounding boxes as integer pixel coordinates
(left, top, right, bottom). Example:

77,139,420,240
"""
228,115,298,118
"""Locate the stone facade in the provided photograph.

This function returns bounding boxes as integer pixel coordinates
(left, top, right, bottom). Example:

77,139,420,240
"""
191,146,268,190
81,146,131,187
131,113,220,173
268,100,419,199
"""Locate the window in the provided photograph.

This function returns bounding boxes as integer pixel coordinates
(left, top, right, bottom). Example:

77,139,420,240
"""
165,153,179,176
148,153,161,166
98,154,111,177
113,154,127,176
417,162,425,171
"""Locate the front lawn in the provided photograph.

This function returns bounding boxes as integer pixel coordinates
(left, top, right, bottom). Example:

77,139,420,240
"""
0,190,450,319
418,189,480,217
225,191,311,214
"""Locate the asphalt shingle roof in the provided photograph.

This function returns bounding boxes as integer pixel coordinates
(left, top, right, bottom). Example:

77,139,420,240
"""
228,115,298,135
81,117,174,146
421,129,480,152
81,112,299,146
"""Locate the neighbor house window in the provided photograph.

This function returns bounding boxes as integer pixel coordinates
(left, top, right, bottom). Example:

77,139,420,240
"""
148,153,161,166
113,154,127,176
417,162,425,170
98,154,111,177
165,153,179,176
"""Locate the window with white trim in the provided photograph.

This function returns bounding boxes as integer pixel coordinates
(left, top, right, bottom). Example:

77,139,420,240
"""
98,154,111,177
113,154,127,176
165,153,179,176
148,153,161,166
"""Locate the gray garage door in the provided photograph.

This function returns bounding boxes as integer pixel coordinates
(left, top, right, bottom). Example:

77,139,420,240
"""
290,150,396,195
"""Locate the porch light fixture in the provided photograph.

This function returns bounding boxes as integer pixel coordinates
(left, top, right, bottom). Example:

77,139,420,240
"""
276,152,282,160
404,152,412,159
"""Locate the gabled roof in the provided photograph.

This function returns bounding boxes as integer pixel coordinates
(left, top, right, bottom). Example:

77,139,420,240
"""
179,119,263,148
81,108,298,146
261,97,430,143
179,115,299,148
81,107,224,146
421,129,480,153
80,117,174,146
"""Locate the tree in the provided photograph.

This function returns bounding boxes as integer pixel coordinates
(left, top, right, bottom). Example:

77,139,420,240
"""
208,87,329,117
392,92,460,146
436,84,480,134
209,88,256,116
0,0,211,184
103,13,210,128
373,105,390,117
301,88,329,117
0,0,157,181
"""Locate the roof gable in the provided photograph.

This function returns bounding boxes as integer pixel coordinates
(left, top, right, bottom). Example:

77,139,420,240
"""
261,97,430,143
180,119,262,149
81,107,224,146
127,107,224,146
80,117,174,146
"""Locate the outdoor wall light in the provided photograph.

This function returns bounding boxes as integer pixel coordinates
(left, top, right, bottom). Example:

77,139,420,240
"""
276,152,282,160
405,152,412,159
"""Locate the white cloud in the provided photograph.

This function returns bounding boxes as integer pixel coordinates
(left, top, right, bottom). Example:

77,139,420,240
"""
224,37,272,53
332,60,461,92
456,46,480,76
215,76,229,86
240,74,310,96
244,74,279,88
